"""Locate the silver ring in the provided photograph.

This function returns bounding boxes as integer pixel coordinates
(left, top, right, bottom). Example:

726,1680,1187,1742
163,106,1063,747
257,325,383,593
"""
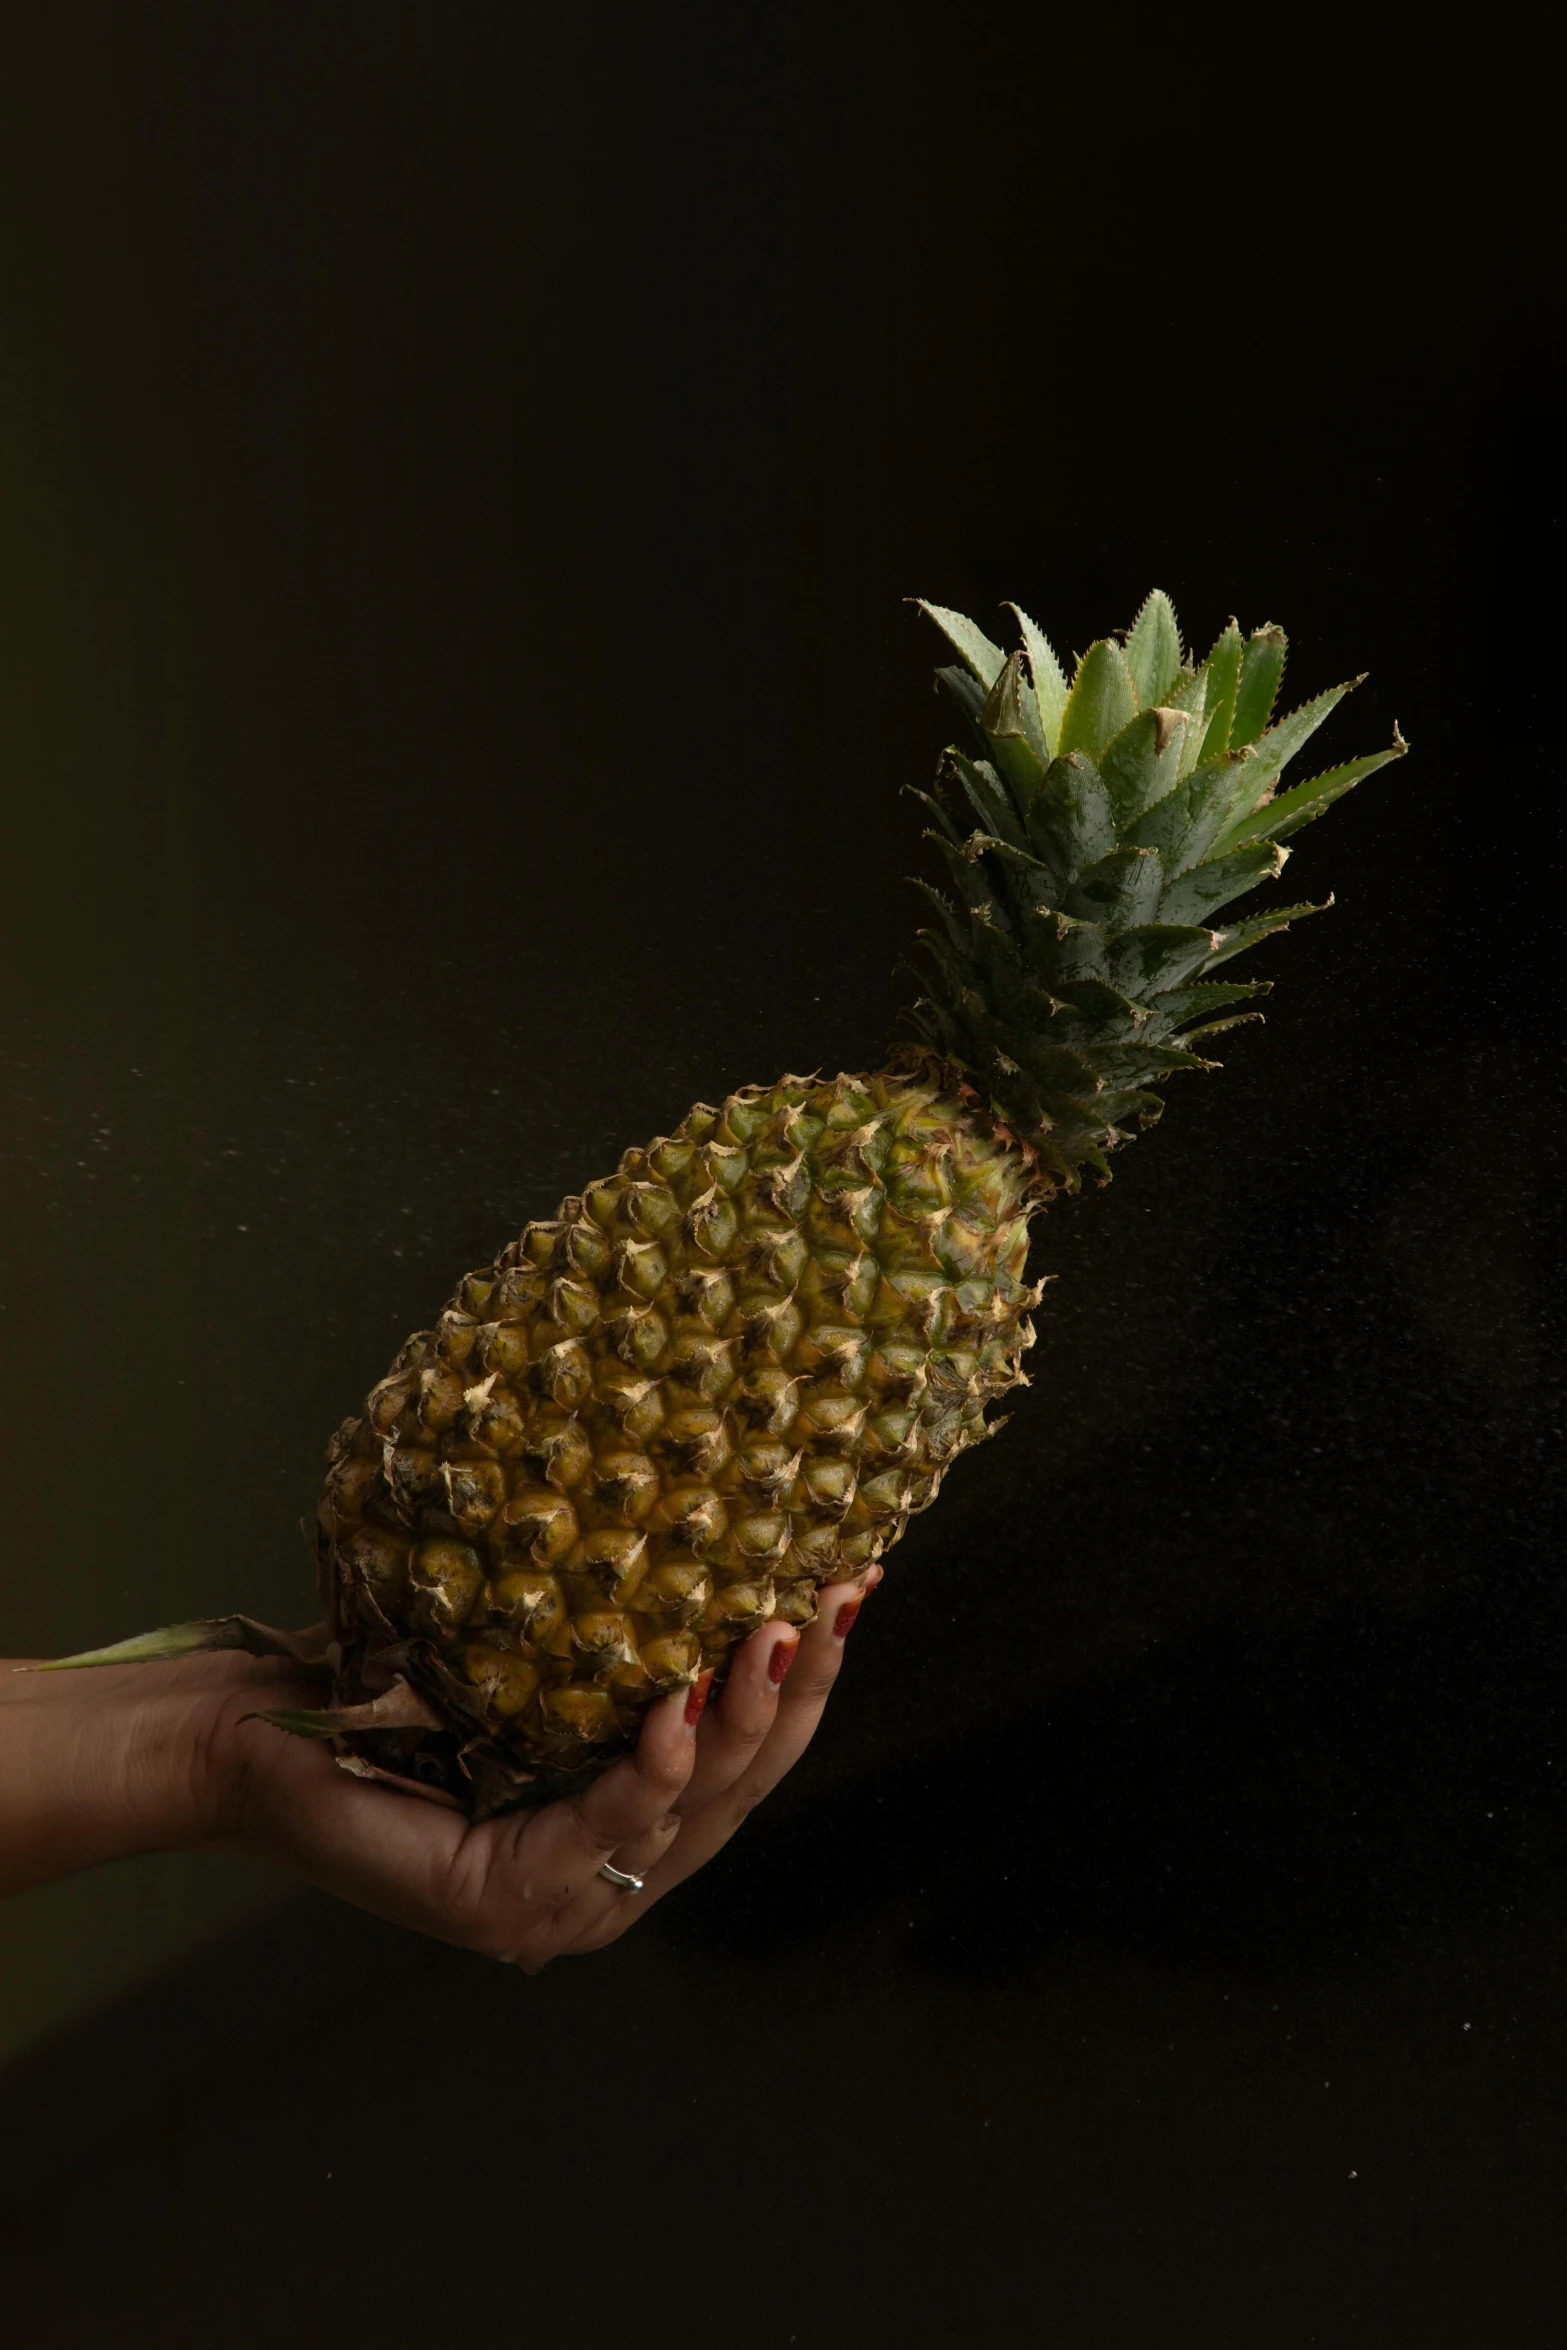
597,1861,645,1893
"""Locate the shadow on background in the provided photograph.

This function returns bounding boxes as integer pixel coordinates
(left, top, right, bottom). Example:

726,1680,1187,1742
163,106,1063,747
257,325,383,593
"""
0,2,1563,2343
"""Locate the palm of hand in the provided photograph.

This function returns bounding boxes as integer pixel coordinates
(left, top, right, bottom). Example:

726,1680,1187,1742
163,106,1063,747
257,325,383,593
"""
206,1572,875,1968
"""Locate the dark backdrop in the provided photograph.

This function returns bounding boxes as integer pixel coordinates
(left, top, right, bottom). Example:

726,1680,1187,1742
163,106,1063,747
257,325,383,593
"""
1,5,1564,2345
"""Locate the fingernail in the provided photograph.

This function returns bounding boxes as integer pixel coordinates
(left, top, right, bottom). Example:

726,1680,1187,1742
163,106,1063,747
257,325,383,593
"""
833,1600,862,1640
685,1668,715,1727
768,1634,799,1686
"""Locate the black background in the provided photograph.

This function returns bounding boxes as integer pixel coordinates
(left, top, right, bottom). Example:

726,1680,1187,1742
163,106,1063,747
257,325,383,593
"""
2,4,1565,2344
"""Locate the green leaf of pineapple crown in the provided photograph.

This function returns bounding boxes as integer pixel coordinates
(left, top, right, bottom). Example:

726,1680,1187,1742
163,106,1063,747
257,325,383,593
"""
903,589,1406,1189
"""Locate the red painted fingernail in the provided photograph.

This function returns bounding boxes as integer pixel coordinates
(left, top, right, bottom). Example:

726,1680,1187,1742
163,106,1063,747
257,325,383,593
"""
768,1634,799,1686
833,1601,862,1640
685,1669,715,1727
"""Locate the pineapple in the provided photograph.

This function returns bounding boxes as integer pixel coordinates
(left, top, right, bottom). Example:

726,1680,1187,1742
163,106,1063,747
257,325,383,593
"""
46,591,1404,1815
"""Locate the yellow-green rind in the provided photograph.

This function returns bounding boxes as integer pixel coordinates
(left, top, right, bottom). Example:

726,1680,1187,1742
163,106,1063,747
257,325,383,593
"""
318,1064,1041,1814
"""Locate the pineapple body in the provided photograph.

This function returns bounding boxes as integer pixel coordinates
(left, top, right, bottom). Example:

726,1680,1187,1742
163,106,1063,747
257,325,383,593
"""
319,1064,1039,1811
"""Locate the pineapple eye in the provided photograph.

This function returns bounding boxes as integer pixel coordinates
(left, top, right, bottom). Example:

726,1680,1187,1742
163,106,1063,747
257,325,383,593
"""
866,1407,918,1457
803,1248,878,1321
794,1392,866,1449
733,1295,804,1362
418,1367,467,1432
520,1414,593,1490
566,1528,650,1604
659,1407,732,1479
568,1610,640,1670
595,1366,665,1443
723,1511,791,1563
800,1456,857,1515
701,1141,750,1190
439,1458,507,1535
460,1644,542,1718
364,1370,417,1433
589,1452,660,1522
337,1524,411,1595
480,1321,532,1377
632,1561,711,1623
855,1470,910,1524
489,1566,567,1641
683,1187,739,1261
322,1449,379,1529
563,1220,611,1278
544,1276,596,1327
615,1181,679,1238
673,1267,734,1330
744,1155,810,1221
582,1178,623,1228
717,1095,765,1145
645,1135,697,1185
435,1312,478,1368
865,1343,928,1399
655,1483,729,1552
789,1520,843,1576
661,1334,736,1405
530,1339,593,1411
600,1304,669,1372
539,1686,618,1743
490,1267,546,1319
409,1538,485,1632
634,1631,702,1686
798,1324,871,1389
740,1225,807,1292
885,1162,950,1214
729,1439,798,1497
731,1367,799,1435
611,1238,668,1301
701,1577,777,1631
380,1443,443,1522
498,1488,578,1562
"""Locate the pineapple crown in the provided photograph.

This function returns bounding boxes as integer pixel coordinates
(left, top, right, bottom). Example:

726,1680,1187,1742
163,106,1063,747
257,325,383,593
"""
904,590,1406,1189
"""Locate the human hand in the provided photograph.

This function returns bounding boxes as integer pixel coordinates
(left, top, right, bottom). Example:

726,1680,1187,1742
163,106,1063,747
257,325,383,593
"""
1,1569,879,1969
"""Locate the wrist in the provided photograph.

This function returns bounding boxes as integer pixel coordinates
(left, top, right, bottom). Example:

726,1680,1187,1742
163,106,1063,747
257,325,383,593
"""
0,1653,260,1896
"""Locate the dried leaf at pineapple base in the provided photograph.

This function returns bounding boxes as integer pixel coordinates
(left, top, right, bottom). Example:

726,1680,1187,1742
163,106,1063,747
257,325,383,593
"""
334,1755,468,1810
19,1616,336,1673
248,1673,443,1741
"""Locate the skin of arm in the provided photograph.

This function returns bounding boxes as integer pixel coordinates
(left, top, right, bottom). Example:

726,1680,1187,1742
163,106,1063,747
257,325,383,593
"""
0,1567,878,1969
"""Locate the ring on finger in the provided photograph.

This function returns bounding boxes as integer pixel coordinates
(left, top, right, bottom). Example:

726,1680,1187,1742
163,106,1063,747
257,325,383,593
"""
597,1861,646,1893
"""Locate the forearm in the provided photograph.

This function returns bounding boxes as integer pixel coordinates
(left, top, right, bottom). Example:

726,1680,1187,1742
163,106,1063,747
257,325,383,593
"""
0,1657,226,1896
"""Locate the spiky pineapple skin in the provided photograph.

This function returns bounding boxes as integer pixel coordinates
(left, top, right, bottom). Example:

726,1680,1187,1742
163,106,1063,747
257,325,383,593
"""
317,1064,1041,1813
